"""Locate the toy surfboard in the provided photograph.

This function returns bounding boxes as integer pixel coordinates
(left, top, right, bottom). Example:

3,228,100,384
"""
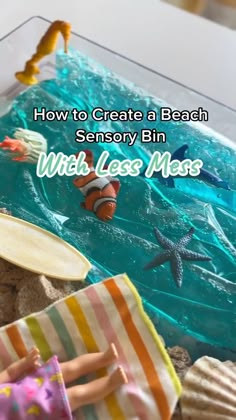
0,213,92,281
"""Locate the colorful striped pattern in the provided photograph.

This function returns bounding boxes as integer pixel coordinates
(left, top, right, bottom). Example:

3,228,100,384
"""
0,274,181,419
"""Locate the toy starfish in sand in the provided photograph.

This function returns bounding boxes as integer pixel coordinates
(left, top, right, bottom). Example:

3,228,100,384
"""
144,227,211,287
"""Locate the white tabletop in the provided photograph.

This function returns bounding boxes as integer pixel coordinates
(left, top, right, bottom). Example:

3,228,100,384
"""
1,0,236,111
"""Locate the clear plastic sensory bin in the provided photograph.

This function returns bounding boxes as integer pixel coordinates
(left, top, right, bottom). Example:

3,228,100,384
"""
0,16,236,361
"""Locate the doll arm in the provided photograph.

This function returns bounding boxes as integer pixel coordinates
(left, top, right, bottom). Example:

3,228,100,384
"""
0,347,41,384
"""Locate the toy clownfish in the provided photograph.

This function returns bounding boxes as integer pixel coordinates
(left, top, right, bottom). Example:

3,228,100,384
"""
73,150,120,222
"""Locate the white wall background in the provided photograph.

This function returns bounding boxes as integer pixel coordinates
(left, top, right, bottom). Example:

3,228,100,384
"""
0,0,236,110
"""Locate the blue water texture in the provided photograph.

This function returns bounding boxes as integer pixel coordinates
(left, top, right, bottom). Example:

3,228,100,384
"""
0,48,236,359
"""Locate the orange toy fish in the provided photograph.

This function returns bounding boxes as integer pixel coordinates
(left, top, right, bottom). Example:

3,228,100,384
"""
73,150,120,222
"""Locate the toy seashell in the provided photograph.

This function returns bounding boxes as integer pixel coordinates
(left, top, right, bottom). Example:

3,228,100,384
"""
181,356,236,419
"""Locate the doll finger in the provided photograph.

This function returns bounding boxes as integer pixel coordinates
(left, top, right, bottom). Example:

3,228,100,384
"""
30,346,40,355
35,362,41,367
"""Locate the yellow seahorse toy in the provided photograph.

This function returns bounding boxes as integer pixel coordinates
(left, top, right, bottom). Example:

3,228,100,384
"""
15,20,71,86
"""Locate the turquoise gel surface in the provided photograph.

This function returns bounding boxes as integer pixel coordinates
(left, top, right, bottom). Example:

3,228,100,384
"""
0,48,235,358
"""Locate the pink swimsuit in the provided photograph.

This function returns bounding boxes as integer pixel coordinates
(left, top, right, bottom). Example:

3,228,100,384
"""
0,356,73,420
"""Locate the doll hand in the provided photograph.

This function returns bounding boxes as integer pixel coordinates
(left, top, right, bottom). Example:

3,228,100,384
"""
0,346,41,384
25,347,41,371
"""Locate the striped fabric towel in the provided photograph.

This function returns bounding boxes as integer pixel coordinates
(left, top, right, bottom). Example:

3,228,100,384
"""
0,273,181,419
